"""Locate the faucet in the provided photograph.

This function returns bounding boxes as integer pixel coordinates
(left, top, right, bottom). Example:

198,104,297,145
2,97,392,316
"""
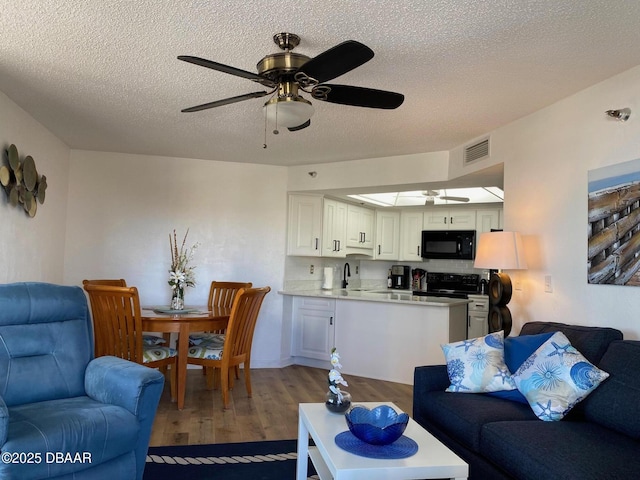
342,262,351,288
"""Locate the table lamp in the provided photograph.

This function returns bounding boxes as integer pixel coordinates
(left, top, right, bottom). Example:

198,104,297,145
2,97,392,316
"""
473,231,527,336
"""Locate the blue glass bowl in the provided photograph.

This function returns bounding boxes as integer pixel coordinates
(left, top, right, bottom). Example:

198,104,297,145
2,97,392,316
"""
345,405,409,445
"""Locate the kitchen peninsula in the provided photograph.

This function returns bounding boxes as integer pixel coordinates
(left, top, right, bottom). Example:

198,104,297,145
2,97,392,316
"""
280,289,469,384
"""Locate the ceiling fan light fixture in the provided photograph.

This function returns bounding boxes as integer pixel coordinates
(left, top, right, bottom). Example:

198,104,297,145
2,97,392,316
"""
263,95,314,129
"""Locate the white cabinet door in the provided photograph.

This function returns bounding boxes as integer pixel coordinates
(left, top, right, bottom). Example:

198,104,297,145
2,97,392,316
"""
400,210,424,261
476,209,501,234
375,210,400,260
423,209,476,230
468,312,489,339
292,297,336,361
322,199,347,258
287,194,323,256
346,205,375,250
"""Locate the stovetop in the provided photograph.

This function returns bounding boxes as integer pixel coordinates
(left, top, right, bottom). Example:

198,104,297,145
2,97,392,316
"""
412,272,481,298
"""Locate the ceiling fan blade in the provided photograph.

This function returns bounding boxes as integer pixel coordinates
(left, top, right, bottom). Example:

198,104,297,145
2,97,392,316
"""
298,41,374,84
181,91,268,113
440,196,470,203
177,55,276,87
287,119,311,132
313,84,404,109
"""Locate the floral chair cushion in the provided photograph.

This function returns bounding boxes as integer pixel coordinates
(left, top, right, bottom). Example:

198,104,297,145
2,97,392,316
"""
142,345,176,363
143,334,166,346
188,343,224,360
189,333,225,346
187,333,225,360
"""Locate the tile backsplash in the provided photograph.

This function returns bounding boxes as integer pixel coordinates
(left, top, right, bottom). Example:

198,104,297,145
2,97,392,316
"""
284,256,489,291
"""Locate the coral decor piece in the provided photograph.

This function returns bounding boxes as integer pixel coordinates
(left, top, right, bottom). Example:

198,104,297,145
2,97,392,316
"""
168,229,199,310
326,347,351,413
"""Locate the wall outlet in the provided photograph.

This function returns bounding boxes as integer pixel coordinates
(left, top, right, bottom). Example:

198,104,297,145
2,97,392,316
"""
544,275,553,293
355,266,359,274
310,265,314,274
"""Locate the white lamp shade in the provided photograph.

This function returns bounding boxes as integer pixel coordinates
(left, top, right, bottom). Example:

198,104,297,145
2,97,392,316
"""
474,231,527,270
264,97,314,128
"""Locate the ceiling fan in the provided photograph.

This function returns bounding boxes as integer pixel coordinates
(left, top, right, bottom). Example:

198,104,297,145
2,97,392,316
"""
178,33,404,132
422,190,470,205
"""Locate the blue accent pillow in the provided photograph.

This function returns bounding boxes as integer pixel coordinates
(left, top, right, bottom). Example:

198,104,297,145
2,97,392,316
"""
441,331,516,393
512,331,609,421
487,332,554,403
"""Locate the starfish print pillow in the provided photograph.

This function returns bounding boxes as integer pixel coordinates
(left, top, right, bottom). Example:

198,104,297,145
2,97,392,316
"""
441,331,517,393
512,331,609,421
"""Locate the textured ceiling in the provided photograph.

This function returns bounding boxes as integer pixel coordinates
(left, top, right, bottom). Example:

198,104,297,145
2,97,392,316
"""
2,1,640,167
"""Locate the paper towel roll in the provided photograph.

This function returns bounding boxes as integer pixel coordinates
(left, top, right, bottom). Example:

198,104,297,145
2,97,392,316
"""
322,267,334,290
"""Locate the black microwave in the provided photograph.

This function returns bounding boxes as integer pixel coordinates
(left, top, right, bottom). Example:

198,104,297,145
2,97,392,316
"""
421,230,476,260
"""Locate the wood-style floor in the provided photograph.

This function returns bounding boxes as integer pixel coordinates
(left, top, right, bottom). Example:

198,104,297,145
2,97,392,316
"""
149,365,414,446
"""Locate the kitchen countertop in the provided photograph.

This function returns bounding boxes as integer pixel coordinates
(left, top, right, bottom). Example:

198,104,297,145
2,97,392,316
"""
279,288,471,307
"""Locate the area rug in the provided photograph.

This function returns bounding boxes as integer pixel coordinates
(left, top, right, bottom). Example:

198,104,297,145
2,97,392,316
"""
144,439,319,480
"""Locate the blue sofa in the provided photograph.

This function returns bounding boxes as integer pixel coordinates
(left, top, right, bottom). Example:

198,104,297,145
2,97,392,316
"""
0,282,165,480
413,321,640,480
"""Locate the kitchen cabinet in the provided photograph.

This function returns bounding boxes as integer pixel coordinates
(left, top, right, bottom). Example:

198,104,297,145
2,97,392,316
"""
374,210,400,260
287,194,323,256
335,299,467,384
322,198,347,258
291,297,336,361
467,294,489,339
423,209,476,230
399,210,424,261
346,204,375,250
476,208,501,234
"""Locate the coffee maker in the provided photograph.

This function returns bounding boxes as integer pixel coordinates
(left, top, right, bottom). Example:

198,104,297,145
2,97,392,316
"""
390,265,411,289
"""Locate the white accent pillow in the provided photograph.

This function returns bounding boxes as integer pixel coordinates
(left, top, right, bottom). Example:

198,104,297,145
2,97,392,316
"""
512,331,609,421
441,331,516,393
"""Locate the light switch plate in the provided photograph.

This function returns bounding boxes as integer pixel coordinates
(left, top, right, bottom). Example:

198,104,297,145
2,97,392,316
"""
544,275,553,293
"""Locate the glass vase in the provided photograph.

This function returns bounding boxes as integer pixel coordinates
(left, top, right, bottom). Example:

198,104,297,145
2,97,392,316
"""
170,287,185,310
325,389,352,414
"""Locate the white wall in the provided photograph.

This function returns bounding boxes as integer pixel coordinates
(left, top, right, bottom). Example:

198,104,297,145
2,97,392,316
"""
64,150,288,367
0,91,70,283
480,65,640,339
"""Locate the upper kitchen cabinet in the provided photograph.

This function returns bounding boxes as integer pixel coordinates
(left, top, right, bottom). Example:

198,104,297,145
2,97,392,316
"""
346,204,375,251
476,208,501,234
287,194,323,256
322,198,348,258
374,210,400,260
399,210,424,261
423,209,476,230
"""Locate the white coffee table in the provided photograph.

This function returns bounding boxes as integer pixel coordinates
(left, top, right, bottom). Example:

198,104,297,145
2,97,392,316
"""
296,402,468,480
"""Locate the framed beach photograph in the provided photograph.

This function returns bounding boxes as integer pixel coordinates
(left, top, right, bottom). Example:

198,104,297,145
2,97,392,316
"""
588,158,640,285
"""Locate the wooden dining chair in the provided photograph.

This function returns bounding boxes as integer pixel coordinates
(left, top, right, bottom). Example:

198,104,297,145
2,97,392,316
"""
82,278,127,287
189,281,254,381
83,278,166,349
189,281,253,345
83,284,177,400
187,286,270,408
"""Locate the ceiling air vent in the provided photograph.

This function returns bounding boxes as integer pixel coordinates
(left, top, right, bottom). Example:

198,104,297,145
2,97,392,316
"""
464,137,490,164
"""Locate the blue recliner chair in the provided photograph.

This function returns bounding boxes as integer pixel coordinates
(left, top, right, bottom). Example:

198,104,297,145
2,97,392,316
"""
0,282,165,480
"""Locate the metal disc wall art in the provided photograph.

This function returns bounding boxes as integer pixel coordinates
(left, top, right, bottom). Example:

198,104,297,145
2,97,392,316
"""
0,144,47,217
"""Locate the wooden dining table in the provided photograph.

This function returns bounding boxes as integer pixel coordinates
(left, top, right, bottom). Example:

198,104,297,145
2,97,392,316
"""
141,305,230,410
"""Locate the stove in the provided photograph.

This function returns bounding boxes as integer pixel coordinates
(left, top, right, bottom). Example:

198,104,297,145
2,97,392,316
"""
412,272,480,298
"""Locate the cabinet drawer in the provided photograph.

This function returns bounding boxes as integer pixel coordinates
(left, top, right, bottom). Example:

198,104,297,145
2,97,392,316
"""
295,297,336,311
467,295,489,313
